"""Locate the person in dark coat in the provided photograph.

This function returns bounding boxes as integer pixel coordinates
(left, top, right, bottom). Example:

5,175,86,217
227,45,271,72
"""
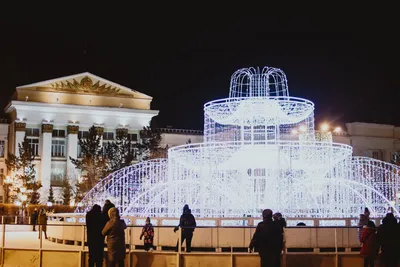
360,220,378,267
102,199,115,223
174,204,196,252
273,212,286,267
140,217,154,251
31,208,38,231
377,213,399,267
249,209,283,267
86,204,104,267
273,212,287,228
102,207,126,267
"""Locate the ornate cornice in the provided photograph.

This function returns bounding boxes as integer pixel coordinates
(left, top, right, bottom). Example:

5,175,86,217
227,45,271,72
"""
116,128,128,138
67,125,79,135
42,124,53,133
14,122,26,132
50,76,121,96
95,126,104,136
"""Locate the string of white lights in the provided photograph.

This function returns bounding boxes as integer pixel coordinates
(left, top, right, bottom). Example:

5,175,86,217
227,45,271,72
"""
78,67,400,219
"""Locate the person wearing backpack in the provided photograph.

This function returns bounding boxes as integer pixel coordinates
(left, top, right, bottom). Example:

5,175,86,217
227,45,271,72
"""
174,204,196,252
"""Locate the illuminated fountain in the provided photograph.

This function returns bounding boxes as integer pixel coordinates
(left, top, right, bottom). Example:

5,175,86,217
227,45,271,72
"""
79,67,400,218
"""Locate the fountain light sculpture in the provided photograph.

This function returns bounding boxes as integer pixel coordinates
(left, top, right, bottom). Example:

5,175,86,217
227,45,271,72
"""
79,67,400,219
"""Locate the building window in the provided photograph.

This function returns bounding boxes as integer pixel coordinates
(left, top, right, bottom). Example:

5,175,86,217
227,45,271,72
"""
25,128,40,137
78,131,89,139
77,144,85,158
128,133,138,142
28,138,39,156
52,140,66,157
51,162,66,186
371,151,383,160
103,132,114,140
0,140,4,157
52,129,66,138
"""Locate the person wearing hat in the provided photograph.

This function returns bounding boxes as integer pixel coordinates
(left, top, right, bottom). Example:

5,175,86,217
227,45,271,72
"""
140,217,154,251
358,208,371,243
249,209,283,267
102,208,127,267
86,204,104,267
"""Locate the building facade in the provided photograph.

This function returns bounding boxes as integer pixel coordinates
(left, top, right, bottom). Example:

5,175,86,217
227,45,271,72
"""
333,122,400,162
0,120,9,203
3,73,158,203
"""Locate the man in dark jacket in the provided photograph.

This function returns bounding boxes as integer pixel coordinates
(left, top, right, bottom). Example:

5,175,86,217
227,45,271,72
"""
377,213,399,267
86,204,104,267
31,209,38,231
174,204,196,252
250,209,283,267
102,199,115,223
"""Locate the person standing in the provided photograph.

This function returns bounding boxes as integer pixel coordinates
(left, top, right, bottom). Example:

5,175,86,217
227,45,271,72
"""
86,204,104,267
102,207,127,267
174,204,196,252
377,213,399,267
273,212,286,267
360,220,378,267
249,209,283,267
31,208,38,231
38,208,48,239
102,200,115,223
140,217,154,251
358,208,370,243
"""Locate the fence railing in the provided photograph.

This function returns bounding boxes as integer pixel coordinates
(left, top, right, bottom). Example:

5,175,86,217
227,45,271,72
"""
0,218,378,267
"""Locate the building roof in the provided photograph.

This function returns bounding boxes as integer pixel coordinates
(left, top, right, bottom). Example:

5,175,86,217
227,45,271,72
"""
16,72,152,99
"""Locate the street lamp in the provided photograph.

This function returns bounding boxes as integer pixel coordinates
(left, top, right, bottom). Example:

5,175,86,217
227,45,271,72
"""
333,127,342,134
320,123,330,132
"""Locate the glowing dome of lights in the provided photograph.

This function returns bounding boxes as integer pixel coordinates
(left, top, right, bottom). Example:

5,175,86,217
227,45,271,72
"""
79,66,400,218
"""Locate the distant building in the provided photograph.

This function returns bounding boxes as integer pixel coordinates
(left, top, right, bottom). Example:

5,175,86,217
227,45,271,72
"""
159,127,203,148
333,122,400,162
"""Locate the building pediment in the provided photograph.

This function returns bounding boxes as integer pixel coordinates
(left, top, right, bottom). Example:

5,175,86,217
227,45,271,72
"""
17,72,151,99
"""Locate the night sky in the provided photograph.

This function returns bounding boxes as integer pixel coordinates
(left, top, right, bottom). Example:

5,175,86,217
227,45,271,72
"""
1,15,398,130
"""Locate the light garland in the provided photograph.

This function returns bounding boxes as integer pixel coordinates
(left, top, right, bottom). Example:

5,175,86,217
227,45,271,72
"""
78,67,400,219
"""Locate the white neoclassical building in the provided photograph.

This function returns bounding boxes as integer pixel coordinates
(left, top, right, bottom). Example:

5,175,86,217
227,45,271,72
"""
3,72,158,202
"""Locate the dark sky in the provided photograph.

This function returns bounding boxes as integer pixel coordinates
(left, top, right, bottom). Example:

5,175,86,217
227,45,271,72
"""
0,13,398,130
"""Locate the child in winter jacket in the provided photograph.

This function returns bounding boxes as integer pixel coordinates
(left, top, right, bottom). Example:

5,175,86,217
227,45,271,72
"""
140,217,154,251
360,220,378,267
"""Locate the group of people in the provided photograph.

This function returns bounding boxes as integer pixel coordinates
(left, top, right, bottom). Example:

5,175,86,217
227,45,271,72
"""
85,202,196,266
138,204,197,253
30,208,49,239
358,207,400,267
86,200,126,267
249,209,286,267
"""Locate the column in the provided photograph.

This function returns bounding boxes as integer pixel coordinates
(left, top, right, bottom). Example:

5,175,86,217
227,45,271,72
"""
40,123,53,203
14,121,26,157
66,125,79,180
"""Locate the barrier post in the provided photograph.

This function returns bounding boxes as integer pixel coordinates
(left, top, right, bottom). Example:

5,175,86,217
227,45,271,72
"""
1,220,5,265
39,225,43,267
334,228,338,267
177,227,182,267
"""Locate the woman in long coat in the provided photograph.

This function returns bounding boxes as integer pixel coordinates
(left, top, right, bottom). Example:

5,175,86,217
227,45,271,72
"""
102,207,127,267
37,208,48,239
